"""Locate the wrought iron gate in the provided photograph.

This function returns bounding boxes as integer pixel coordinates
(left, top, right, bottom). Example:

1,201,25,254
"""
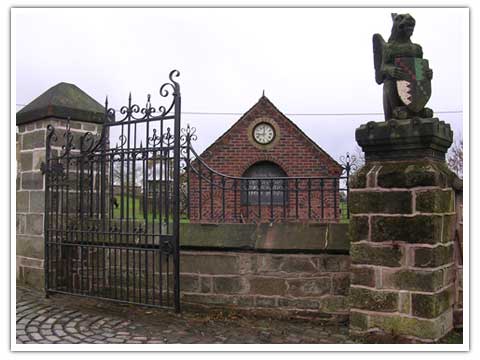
43,70,182,312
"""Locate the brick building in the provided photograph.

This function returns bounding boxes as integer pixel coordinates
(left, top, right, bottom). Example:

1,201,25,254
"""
187,95,343,223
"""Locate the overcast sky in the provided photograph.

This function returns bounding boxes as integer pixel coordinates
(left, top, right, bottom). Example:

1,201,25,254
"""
13,7,467,162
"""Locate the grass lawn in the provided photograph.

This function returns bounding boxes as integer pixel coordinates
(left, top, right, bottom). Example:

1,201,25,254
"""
339,201,349,224
112,195,189,223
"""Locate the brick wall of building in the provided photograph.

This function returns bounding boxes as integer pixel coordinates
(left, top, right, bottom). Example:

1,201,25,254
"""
187,96,343,223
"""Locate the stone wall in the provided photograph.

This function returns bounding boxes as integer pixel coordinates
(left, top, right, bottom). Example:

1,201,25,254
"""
179,250,350,321
177,223,350,320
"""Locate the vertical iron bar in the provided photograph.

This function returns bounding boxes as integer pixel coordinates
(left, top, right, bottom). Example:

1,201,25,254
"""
172,83,181,313
233,179,237,222
333,178,338,220
269,179,274,223
320,178,325,219
308,178,312,220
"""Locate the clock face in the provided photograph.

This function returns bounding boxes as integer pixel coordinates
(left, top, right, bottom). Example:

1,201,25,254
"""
253,123,275,144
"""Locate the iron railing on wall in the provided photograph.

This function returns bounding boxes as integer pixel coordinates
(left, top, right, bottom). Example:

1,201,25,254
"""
180,126,357,224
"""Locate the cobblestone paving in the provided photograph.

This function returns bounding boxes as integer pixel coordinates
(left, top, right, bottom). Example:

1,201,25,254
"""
16,287,354,345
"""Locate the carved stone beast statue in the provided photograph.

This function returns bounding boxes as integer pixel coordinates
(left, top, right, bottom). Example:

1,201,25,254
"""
373,13,434,120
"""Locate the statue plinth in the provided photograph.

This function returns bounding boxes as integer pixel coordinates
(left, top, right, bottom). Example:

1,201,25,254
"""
356,117,453,162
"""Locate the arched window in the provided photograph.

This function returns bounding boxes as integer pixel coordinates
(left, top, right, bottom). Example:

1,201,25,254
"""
241,161,287,205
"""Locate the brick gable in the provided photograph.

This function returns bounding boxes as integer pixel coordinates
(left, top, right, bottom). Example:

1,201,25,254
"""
197,96,341,177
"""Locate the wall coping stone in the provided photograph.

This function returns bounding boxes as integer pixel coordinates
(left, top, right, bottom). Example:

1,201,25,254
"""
179,223,349,252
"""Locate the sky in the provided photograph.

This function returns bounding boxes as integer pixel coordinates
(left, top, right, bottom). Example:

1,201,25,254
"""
13,7,467,162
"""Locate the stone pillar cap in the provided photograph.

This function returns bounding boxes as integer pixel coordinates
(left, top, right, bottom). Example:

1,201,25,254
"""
16,82,106,125
356,118,454,162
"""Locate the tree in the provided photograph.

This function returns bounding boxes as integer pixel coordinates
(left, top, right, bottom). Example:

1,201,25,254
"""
447,137,463,179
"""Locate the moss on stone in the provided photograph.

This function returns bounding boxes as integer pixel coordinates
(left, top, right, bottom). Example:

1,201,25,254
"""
351,243,403,267
377,161,457,189
349,191,412,214
369,313,445,340
351,266,376,287
348,216,369,243
350,311,369,330
411,287,454,318
349,164,374,189
442,215,456,243
349,287,398,312
414,245,454,268
371,215,443,244
416,190,454,213
389,269,444,292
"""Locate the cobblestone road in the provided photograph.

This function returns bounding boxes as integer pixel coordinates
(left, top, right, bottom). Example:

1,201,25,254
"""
16,287,354,345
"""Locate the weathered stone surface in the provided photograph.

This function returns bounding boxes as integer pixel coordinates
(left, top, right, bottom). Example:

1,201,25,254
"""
326,224,350,251
277,297,320,310
349,287,398,312
21,172,44,190
442,215,456,243
20,152,33,171
356,118,453,161
350,310,369,330
17,255,44,269
351,266,376,287
179,274,200,292
17,235,44,258
368,309,453,340
17,191,29,212
414,245,454,268
16,214,26,234
349,164,374,189
255,223,329,251
382,269,444,292
180,253,239,274
22,130,46,150
416,189,454,213
411,287,454,318
332,273,350,295
255,296,277,308
213,276,245,294
349,191,412,214
286,277,331,297
20,267,44,289
29,191,45,213
278,257,317,274
180,223,349,252
318,255,350,272
376,161,456,189
348,216,369,243
351,243,402,267
320,296,349,313
399,291,411,314
199,276,212,293
249,277,287,296
180,224,256,249
371,215,443,244
26,214,44,235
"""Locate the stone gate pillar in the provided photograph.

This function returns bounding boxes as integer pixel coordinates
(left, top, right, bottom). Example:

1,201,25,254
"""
348,118,458,342
16,82,105,289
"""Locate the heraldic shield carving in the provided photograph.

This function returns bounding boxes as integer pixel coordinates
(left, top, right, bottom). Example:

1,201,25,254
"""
395,57,432,113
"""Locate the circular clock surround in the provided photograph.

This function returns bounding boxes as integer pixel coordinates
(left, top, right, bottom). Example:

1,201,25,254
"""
253,122,276,144
247,117,281,150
